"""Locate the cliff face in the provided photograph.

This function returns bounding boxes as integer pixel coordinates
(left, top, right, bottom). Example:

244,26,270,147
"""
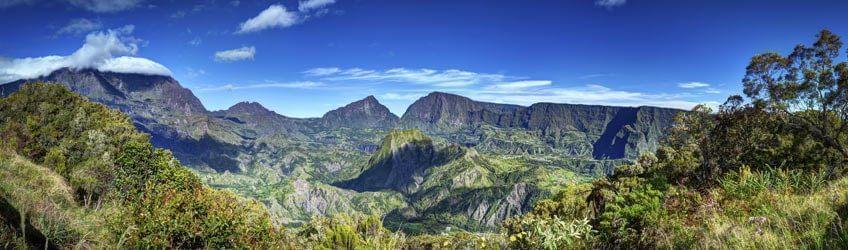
0,68,207,120
400,92,683,159
322,95,399,129
400,92,524,128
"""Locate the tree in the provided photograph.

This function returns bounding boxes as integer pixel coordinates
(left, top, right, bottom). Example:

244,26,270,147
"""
743,29,848,174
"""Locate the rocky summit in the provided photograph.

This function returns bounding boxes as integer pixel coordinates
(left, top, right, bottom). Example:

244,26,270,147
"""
322,95,400,129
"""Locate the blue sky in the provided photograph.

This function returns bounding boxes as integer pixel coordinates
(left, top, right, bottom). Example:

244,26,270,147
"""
1,0,846,117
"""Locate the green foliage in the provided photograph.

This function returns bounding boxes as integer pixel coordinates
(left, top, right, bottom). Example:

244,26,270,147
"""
0,83,279,248
405,231,507,249
296,214,404,249
743,29,848,174
506,216,594,249
597,181,665,245
499,30,848,249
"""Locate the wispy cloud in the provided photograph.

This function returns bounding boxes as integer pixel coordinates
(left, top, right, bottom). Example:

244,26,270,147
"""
303,67,341,76
66,0,145,13
486,80,551,91
1,0,144,12
678,82,710,88
301,66,716,110
183,67,205,79
236,4,299,34
595,0,626,9
578,73,612,79
214,46,255,62
56,18,102,36
464,84,701,110
304,67,512,87
298,0,335,12
704,88,721,94
199,81,324,91
381,92,426,101
187,37,202,46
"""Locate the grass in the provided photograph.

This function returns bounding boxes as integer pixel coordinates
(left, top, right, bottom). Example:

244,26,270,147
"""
0,149,115,247
702,167,848,249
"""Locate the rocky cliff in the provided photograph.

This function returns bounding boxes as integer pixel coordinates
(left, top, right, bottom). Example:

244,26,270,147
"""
400,92,683,159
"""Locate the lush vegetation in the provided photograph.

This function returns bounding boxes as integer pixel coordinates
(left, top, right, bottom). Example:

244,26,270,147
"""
503,29,848,249
0,83,279,248
3,29,848,249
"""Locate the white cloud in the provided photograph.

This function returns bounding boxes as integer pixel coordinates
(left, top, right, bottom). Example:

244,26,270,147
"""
236,5,299,34
303,67,341,76
0,27,171,83
214,46,256,62
487,80,551,91
595,0,626,8
306,67,511,87
578,73,611,79
301,66,714,110
199,81,324,91
230,0,240,7
465,84,700,110
188,37,202,46
65,0,145,12
56,18,102,36
381,92,425,101
298,0,335,12
678,82,710,88
96,56,172,75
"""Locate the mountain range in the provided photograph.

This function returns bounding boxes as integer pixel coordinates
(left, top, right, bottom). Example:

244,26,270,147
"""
0,68,683,232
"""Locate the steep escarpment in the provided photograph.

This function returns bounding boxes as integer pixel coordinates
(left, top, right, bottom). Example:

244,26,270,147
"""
400,92,524,129
400,92,683,159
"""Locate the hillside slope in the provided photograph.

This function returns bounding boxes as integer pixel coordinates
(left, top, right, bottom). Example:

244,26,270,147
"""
0,83,277,248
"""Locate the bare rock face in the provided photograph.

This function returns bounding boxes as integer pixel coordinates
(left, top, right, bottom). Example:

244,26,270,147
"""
400,91,682,159
321,95,399,129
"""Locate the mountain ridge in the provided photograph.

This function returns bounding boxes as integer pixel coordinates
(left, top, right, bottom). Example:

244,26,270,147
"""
0,68,682,232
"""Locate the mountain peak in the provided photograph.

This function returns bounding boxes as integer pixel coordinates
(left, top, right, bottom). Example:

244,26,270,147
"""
321,95,399,129
228,101,269,112
363,95,378,102
222,101,289,120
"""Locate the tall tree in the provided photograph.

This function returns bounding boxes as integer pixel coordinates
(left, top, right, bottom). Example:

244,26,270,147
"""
743,29,848,174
